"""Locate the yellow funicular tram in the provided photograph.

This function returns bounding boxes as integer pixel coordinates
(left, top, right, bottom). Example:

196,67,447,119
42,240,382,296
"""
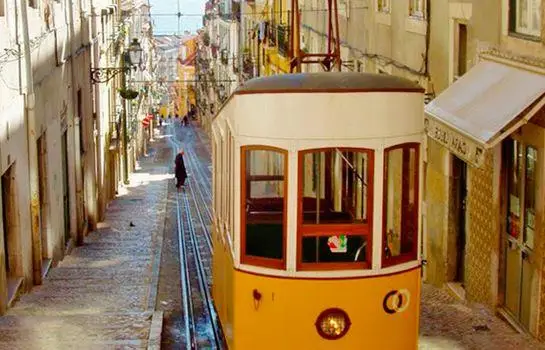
211,72,425,349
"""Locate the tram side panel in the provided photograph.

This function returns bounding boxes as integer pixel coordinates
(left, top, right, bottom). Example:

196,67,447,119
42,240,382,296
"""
211,118,237,349
231,269,421,350
212,223,236,348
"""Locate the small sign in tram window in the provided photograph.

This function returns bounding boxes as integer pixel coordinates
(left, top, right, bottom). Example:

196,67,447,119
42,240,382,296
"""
327,235,347,253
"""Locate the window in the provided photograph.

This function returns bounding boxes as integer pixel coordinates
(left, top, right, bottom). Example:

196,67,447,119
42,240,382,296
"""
510,0,541,37
213,139,220,223
505,139,537,250
298,148,374,270
229,134,235,242
455,23,468,81
377,0,390,13
409,0,425,18
383,144,419,267
339,0,350,18
241,146,287,269
356,60,366,73
524,146,537,250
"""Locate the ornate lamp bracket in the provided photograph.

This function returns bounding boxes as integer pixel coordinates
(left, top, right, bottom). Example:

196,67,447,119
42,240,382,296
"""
90,67,131,84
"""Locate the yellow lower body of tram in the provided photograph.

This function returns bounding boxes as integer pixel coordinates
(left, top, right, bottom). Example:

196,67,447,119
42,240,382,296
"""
212,233,421,350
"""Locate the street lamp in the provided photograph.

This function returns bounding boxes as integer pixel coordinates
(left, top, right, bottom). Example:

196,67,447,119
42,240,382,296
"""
90,38,143,84
90,38,144,185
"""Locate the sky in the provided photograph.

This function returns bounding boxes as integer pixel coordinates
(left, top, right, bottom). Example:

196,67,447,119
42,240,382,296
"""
149,0,205,35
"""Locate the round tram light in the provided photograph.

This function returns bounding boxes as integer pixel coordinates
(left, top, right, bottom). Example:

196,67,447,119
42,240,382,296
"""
315,308,351,340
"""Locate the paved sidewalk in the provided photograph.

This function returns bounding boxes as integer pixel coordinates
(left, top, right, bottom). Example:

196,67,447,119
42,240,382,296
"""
0,137,170,349
420,283,545,350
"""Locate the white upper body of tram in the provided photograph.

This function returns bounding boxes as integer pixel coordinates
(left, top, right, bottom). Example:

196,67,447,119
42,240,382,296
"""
211,72,425,279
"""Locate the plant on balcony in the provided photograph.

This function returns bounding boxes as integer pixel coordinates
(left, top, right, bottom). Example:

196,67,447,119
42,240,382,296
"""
220,49,228,65
118,88,139,100
203,32,210,46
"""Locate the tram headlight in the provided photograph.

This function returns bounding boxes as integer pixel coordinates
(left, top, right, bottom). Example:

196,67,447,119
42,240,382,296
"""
315,308,351,340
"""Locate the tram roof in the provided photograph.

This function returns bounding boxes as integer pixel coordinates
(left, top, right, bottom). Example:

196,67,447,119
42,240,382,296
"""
235,72,425,95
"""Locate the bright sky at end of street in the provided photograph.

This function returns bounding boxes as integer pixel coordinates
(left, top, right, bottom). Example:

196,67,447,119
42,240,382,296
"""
149,0,205,35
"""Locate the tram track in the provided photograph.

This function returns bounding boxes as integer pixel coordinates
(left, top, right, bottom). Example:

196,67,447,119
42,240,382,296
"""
166,122,223,349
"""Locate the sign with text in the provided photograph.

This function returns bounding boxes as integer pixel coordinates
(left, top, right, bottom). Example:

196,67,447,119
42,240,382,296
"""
425,116,485,167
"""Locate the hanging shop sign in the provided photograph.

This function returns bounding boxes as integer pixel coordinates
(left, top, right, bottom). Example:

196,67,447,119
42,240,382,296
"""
425,115,485,168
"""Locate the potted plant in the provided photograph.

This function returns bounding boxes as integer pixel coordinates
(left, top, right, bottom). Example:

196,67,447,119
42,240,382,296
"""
118,88,139,100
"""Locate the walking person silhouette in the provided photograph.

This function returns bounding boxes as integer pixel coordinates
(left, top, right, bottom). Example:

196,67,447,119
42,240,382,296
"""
174,149,188,191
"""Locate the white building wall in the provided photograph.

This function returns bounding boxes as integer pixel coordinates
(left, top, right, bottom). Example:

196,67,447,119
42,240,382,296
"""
0,0,152,314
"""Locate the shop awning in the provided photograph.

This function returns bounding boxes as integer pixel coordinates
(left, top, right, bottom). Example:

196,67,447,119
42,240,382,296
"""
425,60,545,167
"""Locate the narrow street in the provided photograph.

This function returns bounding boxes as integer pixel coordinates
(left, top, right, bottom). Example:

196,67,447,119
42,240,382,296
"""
0,122,542,349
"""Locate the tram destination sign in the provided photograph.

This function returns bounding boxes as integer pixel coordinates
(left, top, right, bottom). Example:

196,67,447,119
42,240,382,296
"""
425,116,485,168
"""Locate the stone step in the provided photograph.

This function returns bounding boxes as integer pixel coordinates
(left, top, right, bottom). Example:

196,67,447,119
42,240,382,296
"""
39,276,149,288
45,267,150,280
22,283,148,297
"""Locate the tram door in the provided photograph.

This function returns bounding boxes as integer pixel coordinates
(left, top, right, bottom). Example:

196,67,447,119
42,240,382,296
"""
503,138,538,330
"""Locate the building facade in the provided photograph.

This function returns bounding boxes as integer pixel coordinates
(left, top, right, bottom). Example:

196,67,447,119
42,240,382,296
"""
424,0,545,341
0,0,155,314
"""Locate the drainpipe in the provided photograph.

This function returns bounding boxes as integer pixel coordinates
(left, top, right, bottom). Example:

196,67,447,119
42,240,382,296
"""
19,0,42,285
66,0,84,246
121,53,129,185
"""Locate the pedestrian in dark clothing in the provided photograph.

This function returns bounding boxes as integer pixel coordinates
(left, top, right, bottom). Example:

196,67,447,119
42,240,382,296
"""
175,149,188,190
182,114,189,126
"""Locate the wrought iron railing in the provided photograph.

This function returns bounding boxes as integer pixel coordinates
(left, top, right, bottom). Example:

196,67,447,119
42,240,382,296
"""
277,24,289,56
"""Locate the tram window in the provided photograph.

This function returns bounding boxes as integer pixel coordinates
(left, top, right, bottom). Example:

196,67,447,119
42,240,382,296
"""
241,147,287,268
301,149,370,225
298,148,374,270
382,143,419,267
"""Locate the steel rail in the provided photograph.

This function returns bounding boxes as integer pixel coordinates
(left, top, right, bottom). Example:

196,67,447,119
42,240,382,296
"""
181,191,223,348
175,190,196,349
169,122,223,348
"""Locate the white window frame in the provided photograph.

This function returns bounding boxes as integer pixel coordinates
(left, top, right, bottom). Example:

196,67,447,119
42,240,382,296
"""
409,0,426,19
377,0,390,13
513,0,541,37
339,0,350,18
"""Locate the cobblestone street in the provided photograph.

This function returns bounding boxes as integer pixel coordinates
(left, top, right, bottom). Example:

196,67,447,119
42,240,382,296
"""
419,284,545,349
0,133,169,350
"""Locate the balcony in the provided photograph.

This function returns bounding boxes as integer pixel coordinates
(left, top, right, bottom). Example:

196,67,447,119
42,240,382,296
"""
219,1,240,21
277,24,289,57
242,58,255,79
267,23,290,57
220,49,229,65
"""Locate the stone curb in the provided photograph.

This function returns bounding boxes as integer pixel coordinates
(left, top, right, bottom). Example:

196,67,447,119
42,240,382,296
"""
147,167,168,311
147,310,164,350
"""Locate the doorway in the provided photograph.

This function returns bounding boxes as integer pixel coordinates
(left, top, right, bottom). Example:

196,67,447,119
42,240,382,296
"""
1,164,21,304
37,135,51,276
502,138,538,331
61,131,71,246
447,155,467,295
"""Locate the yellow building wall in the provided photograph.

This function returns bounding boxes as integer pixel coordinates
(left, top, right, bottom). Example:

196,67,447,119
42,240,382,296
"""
177,37,197,117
